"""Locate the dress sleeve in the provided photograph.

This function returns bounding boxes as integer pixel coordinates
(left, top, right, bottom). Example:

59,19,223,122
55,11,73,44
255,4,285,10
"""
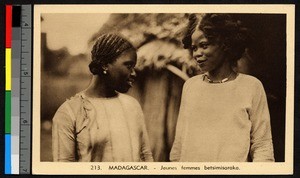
139,108,154,162
52,102,76,162
140,116,154,162
249,81,275,162
169,79,190,162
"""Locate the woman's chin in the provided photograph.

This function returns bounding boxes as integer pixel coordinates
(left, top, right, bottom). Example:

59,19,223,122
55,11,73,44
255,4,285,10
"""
116,85,131,93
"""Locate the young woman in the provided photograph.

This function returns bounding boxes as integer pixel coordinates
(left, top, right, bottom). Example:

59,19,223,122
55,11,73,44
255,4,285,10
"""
170,14,275,162
52,33,153,162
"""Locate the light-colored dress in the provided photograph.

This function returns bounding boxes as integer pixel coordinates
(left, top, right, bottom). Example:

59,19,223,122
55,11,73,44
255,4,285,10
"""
52,92,153,162
170,73,274,162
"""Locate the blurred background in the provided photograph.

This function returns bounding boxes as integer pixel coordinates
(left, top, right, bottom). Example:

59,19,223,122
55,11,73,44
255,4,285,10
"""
40,13,286,162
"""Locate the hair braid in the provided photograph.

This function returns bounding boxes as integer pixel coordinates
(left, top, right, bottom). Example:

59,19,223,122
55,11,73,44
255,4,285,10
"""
89,33,135,75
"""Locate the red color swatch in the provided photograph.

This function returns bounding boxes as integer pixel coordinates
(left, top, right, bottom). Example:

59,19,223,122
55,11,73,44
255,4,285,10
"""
6,5,12,48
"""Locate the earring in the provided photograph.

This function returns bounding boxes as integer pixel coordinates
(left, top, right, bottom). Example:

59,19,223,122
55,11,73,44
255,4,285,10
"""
103,70,107,74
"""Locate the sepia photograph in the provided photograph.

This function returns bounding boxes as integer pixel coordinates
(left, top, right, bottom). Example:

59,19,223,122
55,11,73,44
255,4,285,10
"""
32,5,294,175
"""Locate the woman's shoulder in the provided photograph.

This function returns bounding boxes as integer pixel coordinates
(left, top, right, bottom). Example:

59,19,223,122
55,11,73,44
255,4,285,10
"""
57,92,85,112
188,74,204,82
65,92,82,103
181,74,206,91
184,74,203,86
237,73,265,92
53,93,83,123
238,73,263,85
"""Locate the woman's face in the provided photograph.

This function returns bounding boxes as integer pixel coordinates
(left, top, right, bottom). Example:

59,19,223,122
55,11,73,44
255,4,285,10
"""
106,49,137,93
191,30,226,73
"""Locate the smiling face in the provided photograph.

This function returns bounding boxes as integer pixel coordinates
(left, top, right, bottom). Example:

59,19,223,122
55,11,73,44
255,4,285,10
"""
191,30,227,73
105,49,137,93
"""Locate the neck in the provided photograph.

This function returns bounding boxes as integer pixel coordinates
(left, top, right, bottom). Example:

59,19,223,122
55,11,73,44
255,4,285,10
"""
208,60,234,82
84,76,117,98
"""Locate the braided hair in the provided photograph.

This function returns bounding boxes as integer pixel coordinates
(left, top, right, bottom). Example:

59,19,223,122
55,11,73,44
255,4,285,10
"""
89,33,135,75
183,13,250,67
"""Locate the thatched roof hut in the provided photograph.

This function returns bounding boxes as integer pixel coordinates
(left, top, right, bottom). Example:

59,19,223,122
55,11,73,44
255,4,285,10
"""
88,13,202,80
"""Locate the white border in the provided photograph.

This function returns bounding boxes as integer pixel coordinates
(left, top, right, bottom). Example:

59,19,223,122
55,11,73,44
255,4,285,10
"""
32,4,295,175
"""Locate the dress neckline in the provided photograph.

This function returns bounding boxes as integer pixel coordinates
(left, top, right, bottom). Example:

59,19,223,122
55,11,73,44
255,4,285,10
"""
81,92,120,100
201,72,241,85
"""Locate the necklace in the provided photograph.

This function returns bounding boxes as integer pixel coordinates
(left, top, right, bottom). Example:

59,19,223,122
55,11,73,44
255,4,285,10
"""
203,72,234,83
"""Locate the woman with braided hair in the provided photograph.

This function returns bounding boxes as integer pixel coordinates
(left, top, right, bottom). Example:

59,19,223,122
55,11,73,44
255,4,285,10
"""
52,33,153,162
170,14,274,162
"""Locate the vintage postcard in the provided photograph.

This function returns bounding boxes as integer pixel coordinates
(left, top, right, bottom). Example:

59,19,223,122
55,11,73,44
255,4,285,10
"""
32,4,295,175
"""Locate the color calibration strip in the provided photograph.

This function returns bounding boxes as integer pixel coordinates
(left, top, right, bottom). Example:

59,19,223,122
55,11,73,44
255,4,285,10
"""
5,5,32,174
5,4,12,175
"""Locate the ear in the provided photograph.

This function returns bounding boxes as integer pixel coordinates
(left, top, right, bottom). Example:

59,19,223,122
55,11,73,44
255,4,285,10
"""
101,63,108,71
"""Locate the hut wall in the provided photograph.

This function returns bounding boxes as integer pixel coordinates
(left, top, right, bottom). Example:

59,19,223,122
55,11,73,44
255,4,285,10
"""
129,70,184,162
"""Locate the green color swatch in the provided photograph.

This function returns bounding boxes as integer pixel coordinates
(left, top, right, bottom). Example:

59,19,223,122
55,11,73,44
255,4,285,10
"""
5,91,11,134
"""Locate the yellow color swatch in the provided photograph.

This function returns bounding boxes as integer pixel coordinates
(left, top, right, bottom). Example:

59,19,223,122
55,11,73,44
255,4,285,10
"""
5,48,11,91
